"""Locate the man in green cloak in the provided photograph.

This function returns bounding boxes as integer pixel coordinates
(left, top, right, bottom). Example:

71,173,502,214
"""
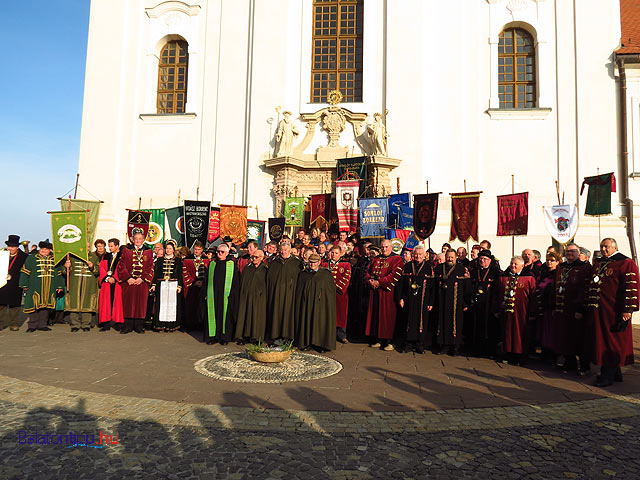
63,246,100,332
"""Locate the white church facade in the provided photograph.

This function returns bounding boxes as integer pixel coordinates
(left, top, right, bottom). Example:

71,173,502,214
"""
77,0,639,261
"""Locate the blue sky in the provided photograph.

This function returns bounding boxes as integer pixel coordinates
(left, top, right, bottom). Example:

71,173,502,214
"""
0,1,90,248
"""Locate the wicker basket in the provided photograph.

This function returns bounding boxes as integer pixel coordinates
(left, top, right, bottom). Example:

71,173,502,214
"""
248,350,293,363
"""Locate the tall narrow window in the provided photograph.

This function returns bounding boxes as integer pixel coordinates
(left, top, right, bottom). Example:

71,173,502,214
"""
157,40,188,114
311,0,363,103
498,28,536,109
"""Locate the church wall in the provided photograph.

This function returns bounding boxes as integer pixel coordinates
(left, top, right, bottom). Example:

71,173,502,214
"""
77,0,631,261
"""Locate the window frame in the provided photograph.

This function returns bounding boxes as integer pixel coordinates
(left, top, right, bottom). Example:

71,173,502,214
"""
310,0,364,104
156,40,189,114
497,27,536,110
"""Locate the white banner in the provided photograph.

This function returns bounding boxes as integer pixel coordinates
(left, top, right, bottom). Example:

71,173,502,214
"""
0,250,9,289
544,204,578,244
158,280,178,323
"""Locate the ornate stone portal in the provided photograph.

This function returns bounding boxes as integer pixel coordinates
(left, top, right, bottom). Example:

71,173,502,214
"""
265,98,401,216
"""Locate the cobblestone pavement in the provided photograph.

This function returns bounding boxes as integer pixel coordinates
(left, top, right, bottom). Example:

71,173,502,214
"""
1,325,640,478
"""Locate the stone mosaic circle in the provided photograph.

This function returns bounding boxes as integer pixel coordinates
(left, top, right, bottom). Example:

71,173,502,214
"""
194,351,343,383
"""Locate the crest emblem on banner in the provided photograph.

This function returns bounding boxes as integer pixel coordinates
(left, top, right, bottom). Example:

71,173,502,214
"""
57,224,82,244
270,224,282,237
341,190,353,208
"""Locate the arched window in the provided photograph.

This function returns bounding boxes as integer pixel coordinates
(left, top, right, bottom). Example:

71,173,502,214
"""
498,28,536,109
157,40,188,114
311,0,363,103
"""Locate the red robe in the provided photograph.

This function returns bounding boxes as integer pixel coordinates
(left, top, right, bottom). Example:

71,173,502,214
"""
554,260,592,356
117,246,154,319
98,251,124,324
495,273,536,354
182,256,211,297
365,254,404,339
588,253,638,367
324,260,351,329
236,254,250,274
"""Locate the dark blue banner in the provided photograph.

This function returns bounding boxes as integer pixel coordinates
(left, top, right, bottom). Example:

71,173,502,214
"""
398,206,414,229
359,198,388,238
388,193,410,228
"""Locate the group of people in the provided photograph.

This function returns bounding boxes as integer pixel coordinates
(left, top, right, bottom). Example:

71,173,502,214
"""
0,228,637,388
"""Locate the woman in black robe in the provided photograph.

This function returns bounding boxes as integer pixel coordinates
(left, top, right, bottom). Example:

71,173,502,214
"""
151,240,183,332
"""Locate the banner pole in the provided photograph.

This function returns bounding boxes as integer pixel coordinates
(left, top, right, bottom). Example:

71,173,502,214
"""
426,180,431,249
511,175,515,257
597,168,601,241
233,183,236,206
138,197,142,210
73,174,80,199
396,177,400,194
177,189,181,207
66,253,69,290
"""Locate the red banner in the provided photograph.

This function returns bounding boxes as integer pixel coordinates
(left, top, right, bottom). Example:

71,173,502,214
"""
497,192,528,236
450,192,480,243
126,210,151,244
208,207,220,242
336,180,359,232
310,193,331,226
220,205,248,245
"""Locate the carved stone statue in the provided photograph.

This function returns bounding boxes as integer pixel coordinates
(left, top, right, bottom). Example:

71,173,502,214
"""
275,111,299,157
367,113,388,156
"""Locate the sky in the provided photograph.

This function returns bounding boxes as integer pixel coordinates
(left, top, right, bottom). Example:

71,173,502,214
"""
0,1,90,249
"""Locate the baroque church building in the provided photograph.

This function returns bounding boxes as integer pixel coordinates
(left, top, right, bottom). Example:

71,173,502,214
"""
77,0,639,260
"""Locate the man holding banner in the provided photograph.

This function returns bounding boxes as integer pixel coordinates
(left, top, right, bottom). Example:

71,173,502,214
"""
63,249,100,332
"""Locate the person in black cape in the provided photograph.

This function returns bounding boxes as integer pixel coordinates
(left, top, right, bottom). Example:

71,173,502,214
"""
234,249,268,344
295,253,336,352
201,243,240,345
468,249,501,357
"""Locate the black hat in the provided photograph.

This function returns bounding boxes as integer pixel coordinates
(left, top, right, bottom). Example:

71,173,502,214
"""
4,235,20,247
426,248,435,254
369,245,381,253
39,239,53,249
222,236,233,243
478,249,492,259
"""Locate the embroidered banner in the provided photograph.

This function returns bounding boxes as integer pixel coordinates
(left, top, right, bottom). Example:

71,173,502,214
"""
337,156,368,196
208,207,220,243
388,193,410,228
544,204,579,244
51,210,88,263
60,198,101,245
398,206,414,230
413,193,439,240
310,193,331,226
164,206,185,246
336,180,360,232
358,198,388,238
220,205,248,246
184,200,211,248
143,208,165,247
284,197,305,227
450,192,481,243
126,209,151,244
268,217,285,242
247,219,266,248
581,172,616,216
497,192,528,236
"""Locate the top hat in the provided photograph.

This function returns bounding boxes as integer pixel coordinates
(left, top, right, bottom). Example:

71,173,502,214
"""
5,235,20,247
38,239,53,250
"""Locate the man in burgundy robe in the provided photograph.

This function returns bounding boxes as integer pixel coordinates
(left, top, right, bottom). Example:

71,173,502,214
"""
324,245,351,343
365,239,403,351
98,238,124,331
554,243,593,374
588,238,639,387
494,256,536,365
236,240,259,274
117,232,154,334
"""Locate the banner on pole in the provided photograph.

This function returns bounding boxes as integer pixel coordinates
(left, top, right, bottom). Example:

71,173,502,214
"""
413,193,439,240
268,217,285,242
544,204,579,244
184,200,211,248
450,192,481,243
247,219,266,248
284,197,305,227
60,199,101,245
143,208,165,247
51,210,88,264
220,205,248,246
497,192,528,236
581,172,616,216
165,207,185,246
208,207,220,243
127,210,151,244
337,156,368,196
336,180,360,232
310,193,331,226
358,198,388,238
388,193,410,228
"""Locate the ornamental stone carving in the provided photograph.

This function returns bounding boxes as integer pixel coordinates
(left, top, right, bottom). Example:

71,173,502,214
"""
322,106,346,148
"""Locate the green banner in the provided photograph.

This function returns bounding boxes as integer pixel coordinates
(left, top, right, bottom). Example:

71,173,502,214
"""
51,211,88,264
165,206,185,246
60,198,101,244
581,173,615,216
284,197,305,227
144,208,165,247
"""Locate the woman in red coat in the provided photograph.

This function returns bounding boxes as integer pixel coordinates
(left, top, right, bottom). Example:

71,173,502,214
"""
98,239,124,331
